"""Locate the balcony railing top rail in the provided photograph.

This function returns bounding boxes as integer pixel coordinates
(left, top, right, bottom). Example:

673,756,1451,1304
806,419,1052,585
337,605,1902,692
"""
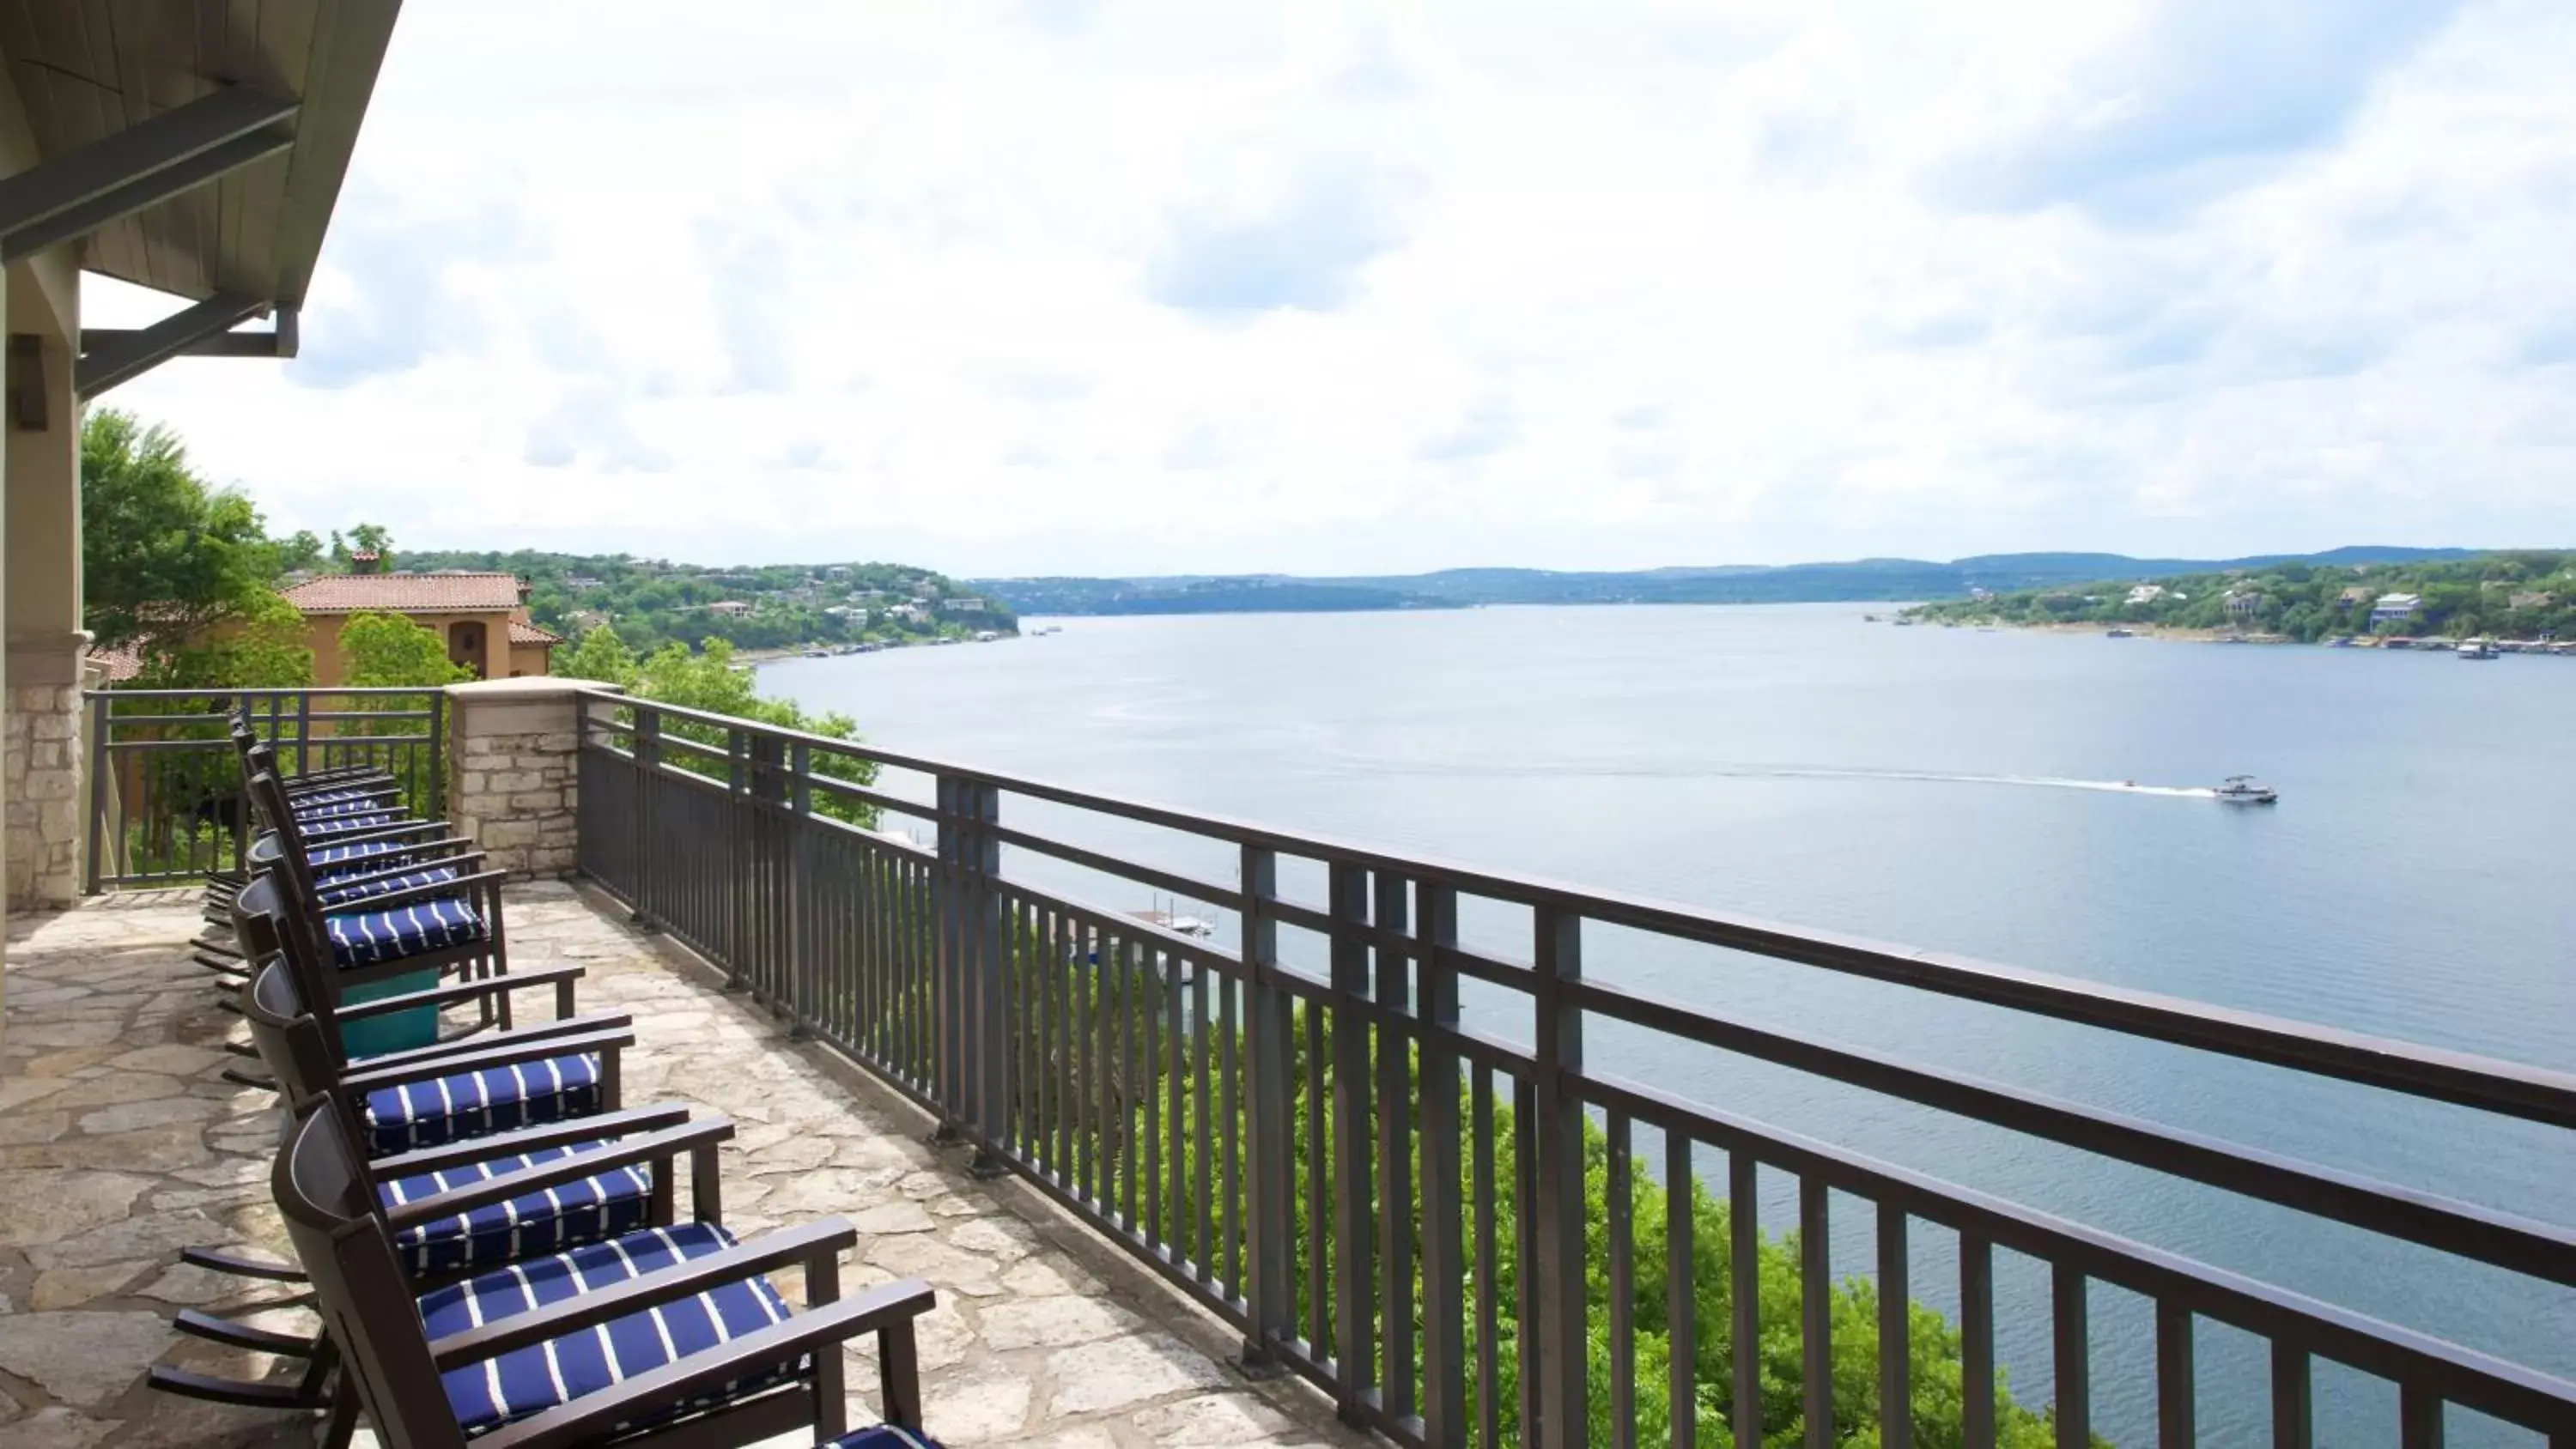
575,690,2576,1449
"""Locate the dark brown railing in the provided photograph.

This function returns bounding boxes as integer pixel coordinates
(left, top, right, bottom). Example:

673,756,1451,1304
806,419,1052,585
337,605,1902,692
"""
575,691,2576,1449
82,686,446,892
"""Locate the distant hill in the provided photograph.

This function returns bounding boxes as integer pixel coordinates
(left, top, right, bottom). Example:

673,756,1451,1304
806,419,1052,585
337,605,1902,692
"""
403,549,1012,653
975,547,2494,615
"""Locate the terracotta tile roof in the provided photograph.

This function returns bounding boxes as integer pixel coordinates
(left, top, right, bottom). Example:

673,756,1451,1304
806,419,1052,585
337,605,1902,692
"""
508,619,562,646
281,572,524,614
88,641,143,682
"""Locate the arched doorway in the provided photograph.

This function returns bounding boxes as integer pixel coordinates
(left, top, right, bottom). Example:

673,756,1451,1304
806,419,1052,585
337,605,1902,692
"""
447,621,487,678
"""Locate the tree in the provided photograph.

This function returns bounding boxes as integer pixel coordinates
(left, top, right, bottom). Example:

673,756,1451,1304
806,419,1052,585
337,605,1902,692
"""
330,522,396,571
81,409,286,656
562,625,880,827
338,612,473,688
275,530,326,575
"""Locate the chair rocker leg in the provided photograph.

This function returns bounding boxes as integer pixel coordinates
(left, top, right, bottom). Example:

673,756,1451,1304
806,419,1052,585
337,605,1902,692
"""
145,1364,331,1411
222,1065,276,1091
179,1246,307,1283
173,1307,321,1358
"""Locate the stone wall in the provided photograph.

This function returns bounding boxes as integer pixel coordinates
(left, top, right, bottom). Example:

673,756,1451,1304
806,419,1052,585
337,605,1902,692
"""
5,677,84,910
446,678,621,878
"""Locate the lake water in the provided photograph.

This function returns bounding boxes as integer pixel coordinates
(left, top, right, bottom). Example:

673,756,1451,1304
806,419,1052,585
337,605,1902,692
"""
758,604,2576,1446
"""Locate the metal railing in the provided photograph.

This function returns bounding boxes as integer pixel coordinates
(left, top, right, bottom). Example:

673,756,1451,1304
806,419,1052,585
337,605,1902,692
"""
575,692,2576,1449
82,686,447,892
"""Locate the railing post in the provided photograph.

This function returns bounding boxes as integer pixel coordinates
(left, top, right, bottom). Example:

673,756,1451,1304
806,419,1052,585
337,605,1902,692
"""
1328,861,1375,1422
1374,870,1416,1428
1239,844,1293,1374
787,740,813,1039
747,732,787,1009
427,690,447,816
722,725,749,987
966,779,1006,1178
82,690,109,894
1532,904,1589,1449
629,706,660,931
1415,880,1466,1446
928,773,970,1147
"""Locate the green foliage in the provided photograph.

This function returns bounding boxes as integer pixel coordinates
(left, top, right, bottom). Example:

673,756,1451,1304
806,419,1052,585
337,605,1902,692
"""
565,627,882,828
81,409,296,657
129,591,313,692
993,934,2078,1449
339,612,473,688
1906,552,2576,643
329,523,396,569
403,548,1016,655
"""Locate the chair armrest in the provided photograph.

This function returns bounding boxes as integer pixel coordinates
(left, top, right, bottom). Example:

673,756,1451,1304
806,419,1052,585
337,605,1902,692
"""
386,1118,738,1233
328,869,507,915
337,1026,634,1095
428,1216,859,1370
370,1101,697,1176
346,1012,630,1072
333,964,586,1021
471,1279,938,1449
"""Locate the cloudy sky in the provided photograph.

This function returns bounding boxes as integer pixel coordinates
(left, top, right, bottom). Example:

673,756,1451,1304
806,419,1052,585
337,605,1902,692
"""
89,1,2576,576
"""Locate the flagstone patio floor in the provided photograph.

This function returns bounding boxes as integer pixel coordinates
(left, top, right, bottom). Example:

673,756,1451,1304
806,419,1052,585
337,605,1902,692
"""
0,881,1361,1449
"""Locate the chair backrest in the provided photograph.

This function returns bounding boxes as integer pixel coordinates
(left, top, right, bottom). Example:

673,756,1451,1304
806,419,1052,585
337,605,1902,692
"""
232,870,346,1063
241,955,348,1098
275,1096,467,1449
244,771,330,908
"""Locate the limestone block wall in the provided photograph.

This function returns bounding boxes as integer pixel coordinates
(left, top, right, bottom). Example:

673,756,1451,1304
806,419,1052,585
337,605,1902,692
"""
446,678,620,878
5,678,84,909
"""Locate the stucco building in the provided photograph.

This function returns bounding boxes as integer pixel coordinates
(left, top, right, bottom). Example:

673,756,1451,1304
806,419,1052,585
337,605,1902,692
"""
280,571,558,683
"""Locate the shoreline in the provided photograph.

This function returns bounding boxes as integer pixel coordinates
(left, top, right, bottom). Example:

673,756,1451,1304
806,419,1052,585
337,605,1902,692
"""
1899,617,2574,651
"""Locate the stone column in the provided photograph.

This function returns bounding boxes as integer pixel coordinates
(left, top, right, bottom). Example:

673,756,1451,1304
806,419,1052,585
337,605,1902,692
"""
6,256,86,912
446,677,622,878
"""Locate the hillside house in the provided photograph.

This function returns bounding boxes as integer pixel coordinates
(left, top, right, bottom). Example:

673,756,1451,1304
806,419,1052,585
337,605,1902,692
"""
2510,591,2556,611
2124,584,2167,606
2224,591,2265,619
705,600,756,617
2372,593,2423,625
2339,585,2373,605
279,572,557,682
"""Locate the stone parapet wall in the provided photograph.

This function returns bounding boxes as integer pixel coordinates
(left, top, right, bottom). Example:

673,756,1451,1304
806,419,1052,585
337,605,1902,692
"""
5,679,84,909
446,678,620,878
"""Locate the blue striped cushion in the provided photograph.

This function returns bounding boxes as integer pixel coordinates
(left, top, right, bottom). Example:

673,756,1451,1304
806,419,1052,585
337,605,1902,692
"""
819,1428,941,1449
317,864,465,909
302,811,404,838
361,1052,604,1155
295,796,394,821
289,785,384,804
328,898,488,967
380,1143,653,1276
311,838,427,870
419,1223,800,1436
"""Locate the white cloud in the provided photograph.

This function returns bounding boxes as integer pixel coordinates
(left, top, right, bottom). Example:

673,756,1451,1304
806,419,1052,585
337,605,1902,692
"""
88,0,2576,574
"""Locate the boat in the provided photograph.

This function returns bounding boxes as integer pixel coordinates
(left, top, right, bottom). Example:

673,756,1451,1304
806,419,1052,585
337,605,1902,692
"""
2326,636,2356,647
2106,627,2134,639
2458,639,2499,660
2214,775,2278,805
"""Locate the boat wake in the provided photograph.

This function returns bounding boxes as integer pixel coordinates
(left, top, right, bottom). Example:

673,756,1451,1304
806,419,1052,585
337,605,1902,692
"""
1325,752,2220,797
1728,767,2218,797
